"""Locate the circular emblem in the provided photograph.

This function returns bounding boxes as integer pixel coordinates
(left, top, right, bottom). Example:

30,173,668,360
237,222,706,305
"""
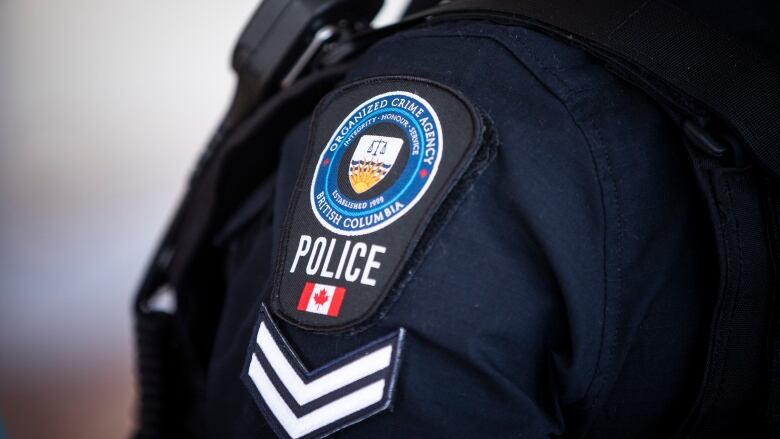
310,91,443,236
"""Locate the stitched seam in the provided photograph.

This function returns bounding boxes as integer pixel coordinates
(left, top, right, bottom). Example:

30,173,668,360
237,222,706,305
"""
698,174,745,433
385,31,611,404
522,43,618,408
367,29,616,405
587,122,623,409
505,31,616,406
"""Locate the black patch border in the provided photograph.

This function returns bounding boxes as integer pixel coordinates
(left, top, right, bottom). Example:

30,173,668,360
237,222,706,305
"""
271,75,486,332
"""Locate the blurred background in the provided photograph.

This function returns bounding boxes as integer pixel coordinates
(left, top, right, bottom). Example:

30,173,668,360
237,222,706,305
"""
0,0,409,437
0,0,259,437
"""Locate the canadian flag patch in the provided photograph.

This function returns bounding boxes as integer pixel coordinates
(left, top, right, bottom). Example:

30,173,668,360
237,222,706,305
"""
296,282,345,317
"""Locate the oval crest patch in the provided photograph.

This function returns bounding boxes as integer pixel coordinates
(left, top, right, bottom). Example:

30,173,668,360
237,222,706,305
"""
310,91,443,236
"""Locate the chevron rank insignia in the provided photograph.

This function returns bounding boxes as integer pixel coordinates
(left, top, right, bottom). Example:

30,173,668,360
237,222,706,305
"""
242,304,405,439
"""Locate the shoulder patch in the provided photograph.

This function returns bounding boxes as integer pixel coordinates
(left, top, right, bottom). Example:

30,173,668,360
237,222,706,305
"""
272,76,483,332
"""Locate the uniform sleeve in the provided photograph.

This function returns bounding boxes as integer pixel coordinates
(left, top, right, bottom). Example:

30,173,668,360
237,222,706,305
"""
333,21,710,438
332,23,608,437
208,20,713,438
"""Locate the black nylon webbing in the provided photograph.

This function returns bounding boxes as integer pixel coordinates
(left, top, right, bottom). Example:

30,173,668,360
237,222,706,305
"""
394,1,780,434
408,0,780,179
677,148,773,437
767,193,780,430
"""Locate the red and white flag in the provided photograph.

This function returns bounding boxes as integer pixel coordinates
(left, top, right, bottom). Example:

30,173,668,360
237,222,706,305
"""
296,282,346,317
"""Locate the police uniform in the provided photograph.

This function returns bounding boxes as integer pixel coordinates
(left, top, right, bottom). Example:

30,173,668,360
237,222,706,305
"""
175,19,720,438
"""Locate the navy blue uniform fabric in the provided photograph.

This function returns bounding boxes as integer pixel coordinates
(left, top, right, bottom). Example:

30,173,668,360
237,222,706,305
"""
205,20,714,438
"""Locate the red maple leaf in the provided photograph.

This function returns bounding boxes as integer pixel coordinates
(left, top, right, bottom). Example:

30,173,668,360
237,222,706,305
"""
313,288,329,307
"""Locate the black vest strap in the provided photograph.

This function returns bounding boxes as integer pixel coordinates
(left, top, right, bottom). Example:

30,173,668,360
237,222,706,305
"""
410,0,780,179
676,146,773,437
398,0,780,436
768,193,780,429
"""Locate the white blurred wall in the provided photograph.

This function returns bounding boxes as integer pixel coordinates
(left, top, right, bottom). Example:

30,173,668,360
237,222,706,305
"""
0,0,409,437
0,1,259,437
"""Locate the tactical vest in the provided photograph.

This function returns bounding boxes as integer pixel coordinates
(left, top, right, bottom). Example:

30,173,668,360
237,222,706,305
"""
133,1,780,437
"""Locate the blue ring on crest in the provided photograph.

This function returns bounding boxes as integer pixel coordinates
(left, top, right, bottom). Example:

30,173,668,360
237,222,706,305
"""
310,90,443,236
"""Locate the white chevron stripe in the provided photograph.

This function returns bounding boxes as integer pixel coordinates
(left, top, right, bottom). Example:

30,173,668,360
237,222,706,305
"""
256,321,392,405
248,354,386,439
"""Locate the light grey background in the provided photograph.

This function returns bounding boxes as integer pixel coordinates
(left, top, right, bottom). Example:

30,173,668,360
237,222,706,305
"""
0,0,409,437
0,1,258,437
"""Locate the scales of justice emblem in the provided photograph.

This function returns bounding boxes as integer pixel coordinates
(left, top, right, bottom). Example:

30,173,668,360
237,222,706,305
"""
348,134,404,194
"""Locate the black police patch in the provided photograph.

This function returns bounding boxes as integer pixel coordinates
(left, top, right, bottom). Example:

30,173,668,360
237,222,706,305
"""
271,76,483,332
